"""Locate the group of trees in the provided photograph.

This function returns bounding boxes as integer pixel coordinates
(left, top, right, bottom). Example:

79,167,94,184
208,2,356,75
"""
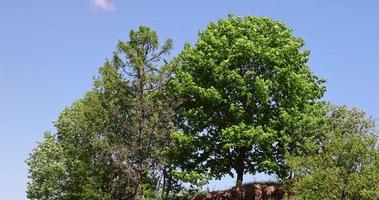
27,26,177,200
27,16,379,200
288,105,379,199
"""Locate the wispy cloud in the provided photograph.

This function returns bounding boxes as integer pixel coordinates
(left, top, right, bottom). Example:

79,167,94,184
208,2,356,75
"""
90,0,116,11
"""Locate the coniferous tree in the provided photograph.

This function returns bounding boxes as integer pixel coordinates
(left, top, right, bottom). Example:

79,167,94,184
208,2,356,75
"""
111,26,173,200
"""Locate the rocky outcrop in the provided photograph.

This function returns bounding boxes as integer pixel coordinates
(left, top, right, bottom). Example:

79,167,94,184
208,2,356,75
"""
179,183,284,200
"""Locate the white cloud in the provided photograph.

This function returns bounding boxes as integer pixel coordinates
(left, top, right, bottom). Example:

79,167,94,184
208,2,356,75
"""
90,0,116,11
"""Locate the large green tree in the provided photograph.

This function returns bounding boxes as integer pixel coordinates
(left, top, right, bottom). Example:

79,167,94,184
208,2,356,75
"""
27,26,175,200
169,15,325,186
288,105,379,200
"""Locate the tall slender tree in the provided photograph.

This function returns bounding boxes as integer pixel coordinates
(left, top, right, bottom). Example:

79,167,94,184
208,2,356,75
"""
112,25,173,200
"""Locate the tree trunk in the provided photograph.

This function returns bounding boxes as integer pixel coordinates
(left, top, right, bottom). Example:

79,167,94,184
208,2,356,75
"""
236,169,244,187
161,167,166,197
134,64,145,200
340,175,349,200
235,148,246,187
165,168,173,197
138,65,145,166
134,184,142,200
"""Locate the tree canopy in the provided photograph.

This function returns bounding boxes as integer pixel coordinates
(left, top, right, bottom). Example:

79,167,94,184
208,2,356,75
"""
27,16,378,200
27,26,175,200
168,15,325,186
288,105,379,200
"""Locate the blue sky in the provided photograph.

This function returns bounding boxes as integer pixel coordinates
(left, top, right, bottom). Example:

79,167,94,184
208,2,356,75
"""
1,0,379,199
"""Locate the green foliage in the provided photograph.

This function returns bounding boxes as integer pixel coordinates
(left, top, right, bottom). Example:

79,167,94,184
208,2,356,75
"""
27,26,175,200
26,16,378,200
171,171,210,187
26,132,66,200
112,26,174,200
288,105,379,200
168,15,325,185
